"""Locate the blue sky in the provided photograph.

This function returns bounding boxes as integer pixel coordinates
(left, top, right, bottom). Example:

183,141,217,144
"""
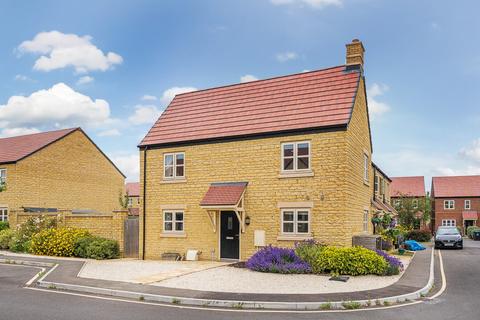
1,0,480,186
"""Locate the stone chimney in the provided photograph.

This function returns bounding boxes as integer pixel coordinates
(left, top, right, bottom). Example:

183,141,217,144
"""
345,39,365,71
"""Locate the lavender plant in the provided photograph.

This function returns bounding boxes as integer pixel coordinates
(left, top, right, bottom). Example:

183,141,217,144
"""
246,245,311,274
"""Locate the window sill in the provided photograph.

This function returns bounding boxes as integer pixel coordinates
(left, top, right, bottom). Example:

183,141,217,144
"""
160,232,186,238
278,171,314,179
161,178,187,184
277,235,313,241
363,181,370,187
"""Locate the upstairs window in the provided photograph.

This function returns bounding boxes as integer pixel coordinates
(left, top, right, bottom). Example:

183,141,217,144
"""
0,169,6,185
413,199,418,209
281,142,310,172
363,153,369,182
374,175,379,193
128,197,133,207
465,200,471,210
444,200,455,210
164,153,185,179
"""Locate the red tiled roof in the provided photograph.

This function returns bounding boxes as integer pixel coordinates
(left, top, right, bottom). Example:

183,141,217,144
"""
391,176,425,197
140,66,361,146
463,211,478,220
0,128,78,164
200,182,248,206
432,175,480,197
126,182,140,197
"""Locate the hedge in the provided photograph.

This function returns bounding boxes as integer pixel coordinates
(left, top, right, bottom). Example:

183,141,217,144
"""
30,228,90,257
0,229,15,250
406,230,432,242
74,236,120,260
466,226,480,239
0,221,9,231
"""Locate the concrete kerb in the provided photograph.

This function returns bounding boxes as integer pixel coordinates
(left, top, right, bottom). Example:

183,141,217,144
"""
0,249,436,310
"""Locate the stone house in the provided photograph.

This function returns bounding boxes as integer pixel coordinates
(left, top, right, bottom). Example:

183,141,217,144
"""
138,39,376,260
431,175,480,234
371,163,395,226
0,128,125,221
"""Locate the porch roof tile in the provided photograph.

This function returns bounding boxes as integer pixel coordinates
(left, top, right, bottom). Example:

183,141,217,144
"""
200,182,248,207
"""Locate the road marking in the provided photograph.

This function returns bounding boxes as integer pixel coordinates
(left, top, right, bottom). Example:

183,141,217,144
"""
429,249,446,300
25,286,426,314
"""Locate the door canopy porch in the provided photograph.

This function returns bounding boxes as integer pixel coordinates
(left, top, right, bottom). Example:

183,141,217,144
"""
200,182,248,233
462,211,478,221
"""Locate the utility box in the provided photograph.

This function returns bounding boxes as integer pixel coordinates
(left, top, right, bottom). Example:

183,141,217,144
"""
352,234,381,250
254,230,266,247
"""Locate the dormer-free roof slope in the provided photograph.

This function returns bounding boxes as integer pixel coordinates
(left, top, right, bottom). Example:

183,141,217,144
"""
391,176,426,197
140,65,361,147
432,175,480,197
126,182,140,197
0,128,78,164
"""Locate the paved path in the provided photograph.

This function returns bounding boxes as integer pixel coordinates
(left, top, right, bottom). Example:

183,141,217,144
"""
0,241,479,319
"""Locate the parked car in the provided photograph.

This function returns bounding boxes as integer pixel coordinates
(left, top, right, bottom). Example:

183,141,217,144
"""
434,227,463,249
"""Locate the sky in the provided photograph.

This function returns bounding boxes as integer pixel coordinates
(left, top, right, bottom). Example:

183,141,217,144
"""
1,0,480,188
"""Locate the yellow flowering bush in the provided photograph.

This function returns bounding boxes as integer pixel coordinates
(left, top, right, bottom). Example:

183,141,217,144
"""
30,228,90,257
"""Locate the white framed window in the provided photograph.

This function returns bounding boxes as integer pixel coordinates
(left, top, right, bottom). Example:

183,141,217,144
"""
0,208,7,222
374,175,379,193
0,168,6,184
163,210,184,232
363,153,369,182
465,200,471,210
164,152,185,179
128,197,133,207
363,210,369,232
413,199,418,209
281,209,310,235
444,200,455,210
442,219,456,227
281,141,311,172
394,199,401,207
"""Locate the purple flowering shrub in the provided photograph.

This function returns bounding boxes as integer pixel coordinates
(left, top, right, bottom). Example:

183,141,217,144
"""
246,245,311,274
375,249,404,275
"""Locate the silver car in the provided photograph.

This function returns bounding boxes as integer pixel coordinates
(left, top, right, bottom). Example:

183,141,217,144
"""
435,226,463,249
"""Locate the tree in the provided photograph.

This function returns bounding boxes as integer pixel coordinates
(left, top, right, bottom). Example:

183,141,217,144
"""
394,193,430,230
118,190,129,209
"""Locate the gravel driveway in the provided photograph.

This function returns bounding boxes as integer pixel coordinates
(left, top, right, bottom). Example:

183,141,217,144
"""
154,255,411,294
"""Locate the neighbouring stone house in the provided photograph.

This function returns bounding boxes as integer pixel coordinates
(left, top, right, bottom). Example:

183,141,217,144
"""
126,182,140,216
0,128,126,221
371,163,395,227
431,175,480,234
138,39,376,260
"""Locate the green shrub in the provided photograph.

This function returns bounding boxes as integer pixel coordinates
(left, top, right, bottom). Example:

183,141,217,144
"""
297,244,388,276
406,230,432,242
0,221,9,231
467,226,480,239
85,238,120,260
30,228,90,257
0,229,15,249
295,241,325,273
9,215,59,252
73,236,95,258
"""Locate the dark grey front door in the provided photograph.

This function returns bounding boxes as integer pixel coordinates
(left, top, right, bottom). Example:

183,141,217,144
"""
220,211,239,259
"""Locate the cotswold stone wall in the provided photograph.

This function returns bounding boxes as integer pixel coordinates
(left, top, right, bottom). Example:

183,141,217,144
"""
9,209,128,252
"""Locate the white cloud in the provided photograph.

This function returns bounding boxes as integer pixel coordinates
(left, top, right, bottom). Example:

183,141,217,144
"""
14,74,32,81
460,138,480,163
97,129,121,137
367,83,391,118
276,51,298,62
110,153,139,182
0,127,41,138
270,0,342,9
18,30,123,73
0,82,113,131
240,74,258,83
128,104,162,125
160,86,197,106
76,75,94,85
141,94,157,101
